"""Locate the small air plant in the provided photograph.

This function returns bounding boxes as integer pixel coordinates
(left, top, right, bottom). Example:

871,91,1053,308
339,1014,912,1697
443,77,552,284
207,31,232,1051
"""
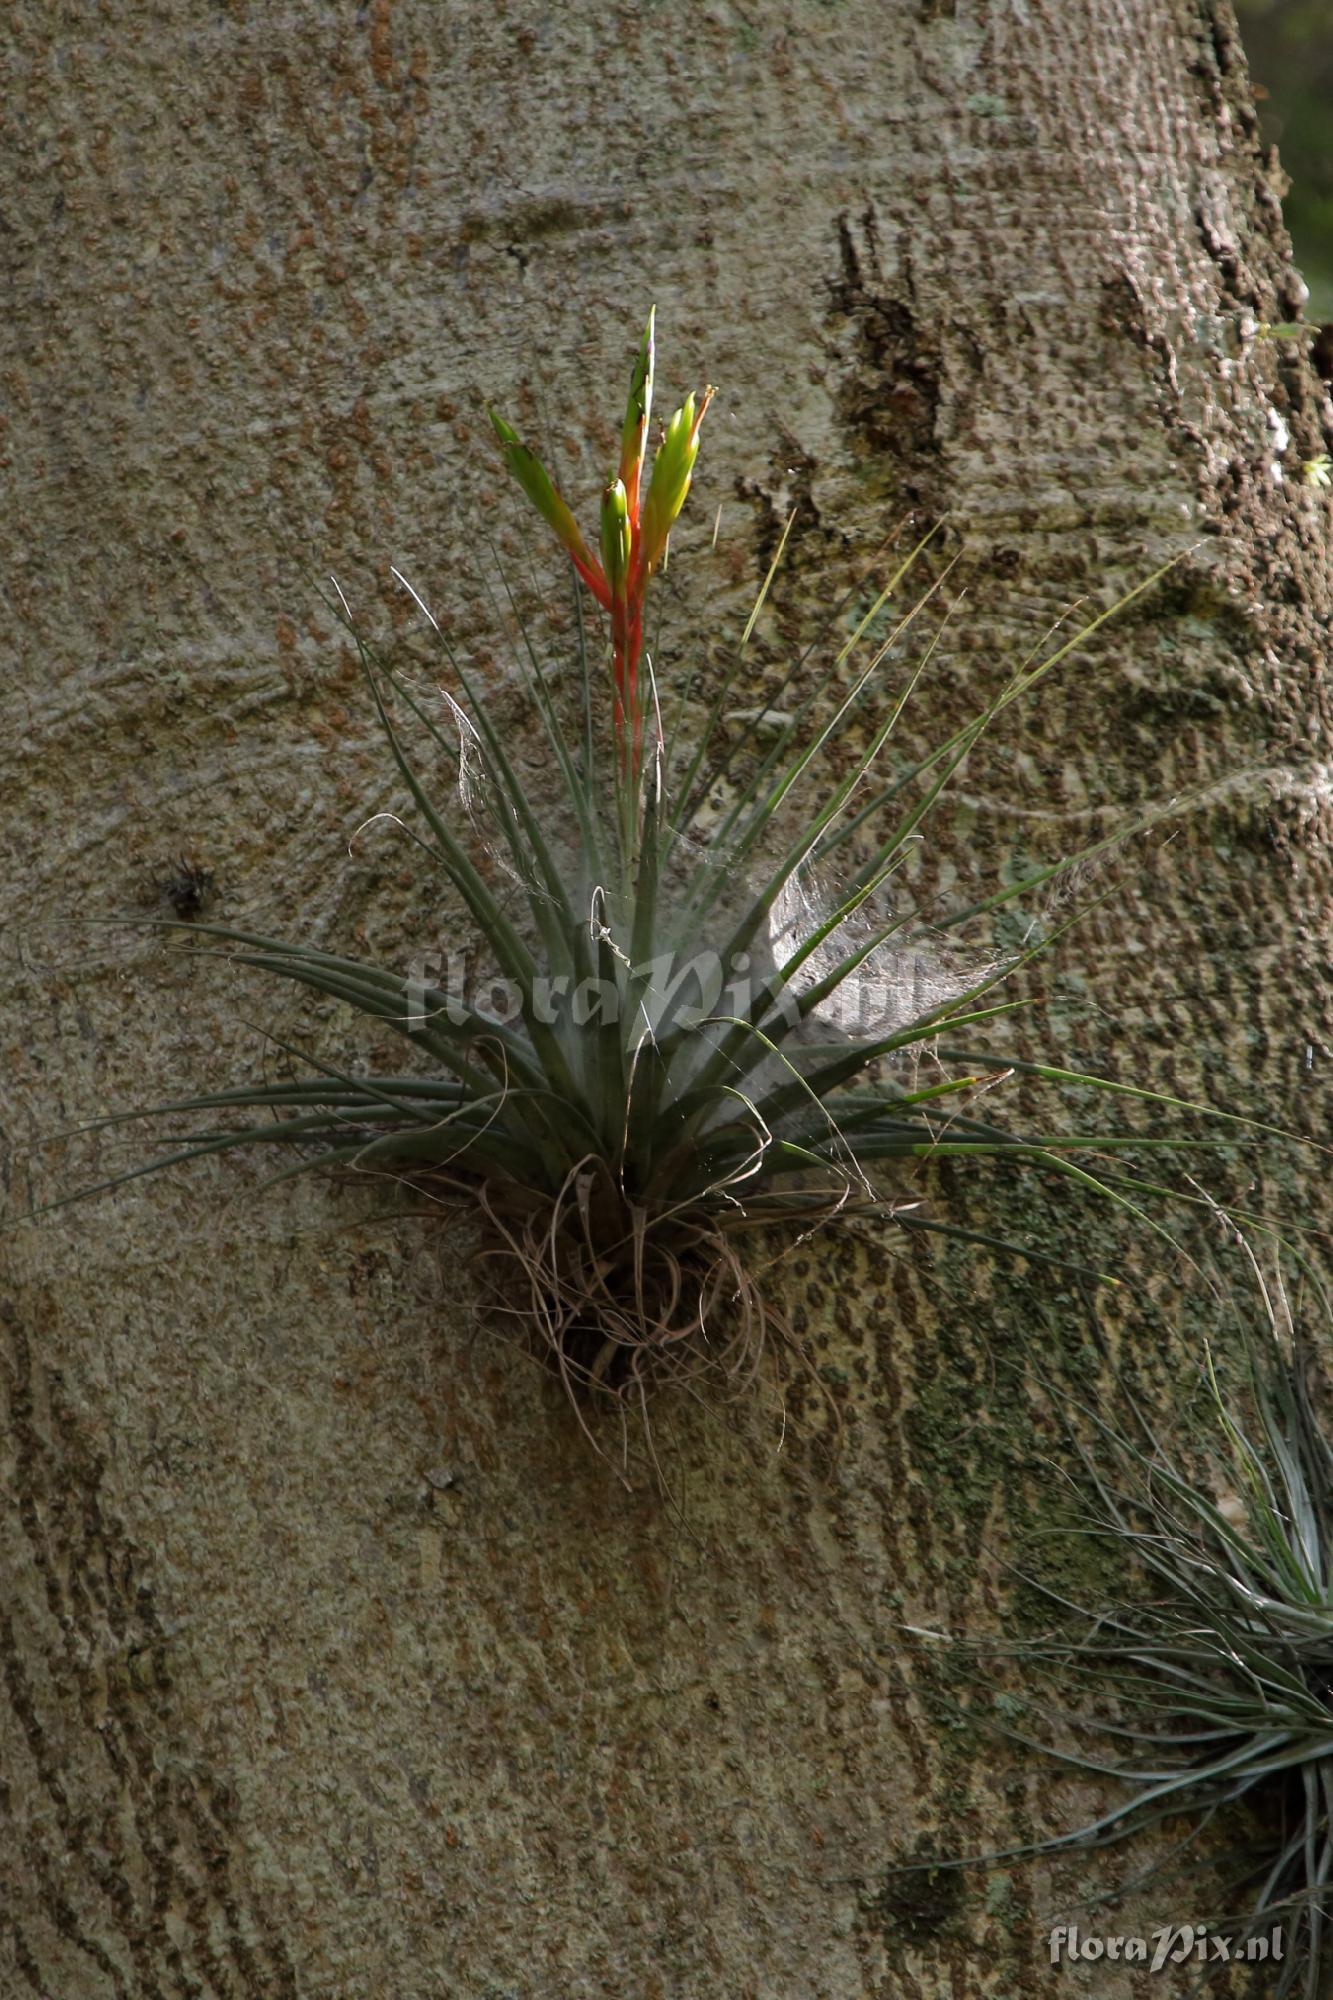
56,315,1254,1435
1001,1254,1333,1996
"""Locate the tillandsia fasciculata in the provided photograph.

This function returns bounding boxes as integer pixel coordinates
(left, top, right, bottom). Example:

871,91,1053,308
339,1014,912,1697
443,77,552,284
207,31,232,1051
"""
49,314,1285,1428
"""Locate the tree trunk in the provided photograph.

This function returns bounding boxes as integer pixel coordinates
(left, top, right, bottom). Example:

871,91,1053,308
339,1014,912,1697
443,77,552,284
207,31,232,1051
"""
3,2,1329,1995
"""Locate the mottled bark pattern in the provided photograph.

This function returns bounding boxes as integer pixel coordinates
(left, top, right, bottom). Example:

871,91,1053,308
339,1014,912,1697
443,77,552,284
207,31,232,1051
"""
2,1,1330,1995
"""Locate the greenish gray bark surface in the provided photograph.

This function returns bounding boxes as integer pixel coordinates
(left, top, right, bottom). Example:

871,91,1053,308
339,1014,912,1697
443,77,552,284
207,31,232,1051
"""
2,2,1330,1995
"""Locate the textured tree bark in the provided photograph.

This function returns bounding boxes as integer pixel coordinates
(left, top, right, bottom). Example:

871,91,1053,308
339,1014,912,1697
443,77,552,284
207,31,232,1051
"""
3,2,1330,1996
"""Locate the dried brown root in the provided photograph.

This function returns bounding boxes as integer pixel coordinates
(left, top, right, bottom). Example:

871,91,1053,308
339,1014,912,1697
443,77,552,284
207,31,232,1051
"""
413,1156,859,1456
474,1167,770,1388
362,1150,870,1480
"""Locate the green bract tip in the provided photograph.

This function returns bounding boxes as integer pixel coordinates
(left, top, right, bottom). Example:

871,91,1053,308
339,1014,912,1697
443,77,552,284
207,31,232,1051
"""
600,478,632,595
619,307,656,503
639,386,714,576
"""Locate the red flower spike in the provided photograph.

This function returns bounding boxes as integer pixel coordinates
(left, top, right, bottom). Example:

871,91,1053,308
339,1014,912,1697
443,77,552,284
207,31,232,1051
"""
491,313,707,793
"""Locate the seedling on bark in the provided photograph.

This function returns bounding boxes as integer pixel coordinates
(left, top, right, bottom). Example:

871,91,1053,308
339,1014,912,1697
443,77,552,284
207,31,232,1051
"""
949,1250,1333,1998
